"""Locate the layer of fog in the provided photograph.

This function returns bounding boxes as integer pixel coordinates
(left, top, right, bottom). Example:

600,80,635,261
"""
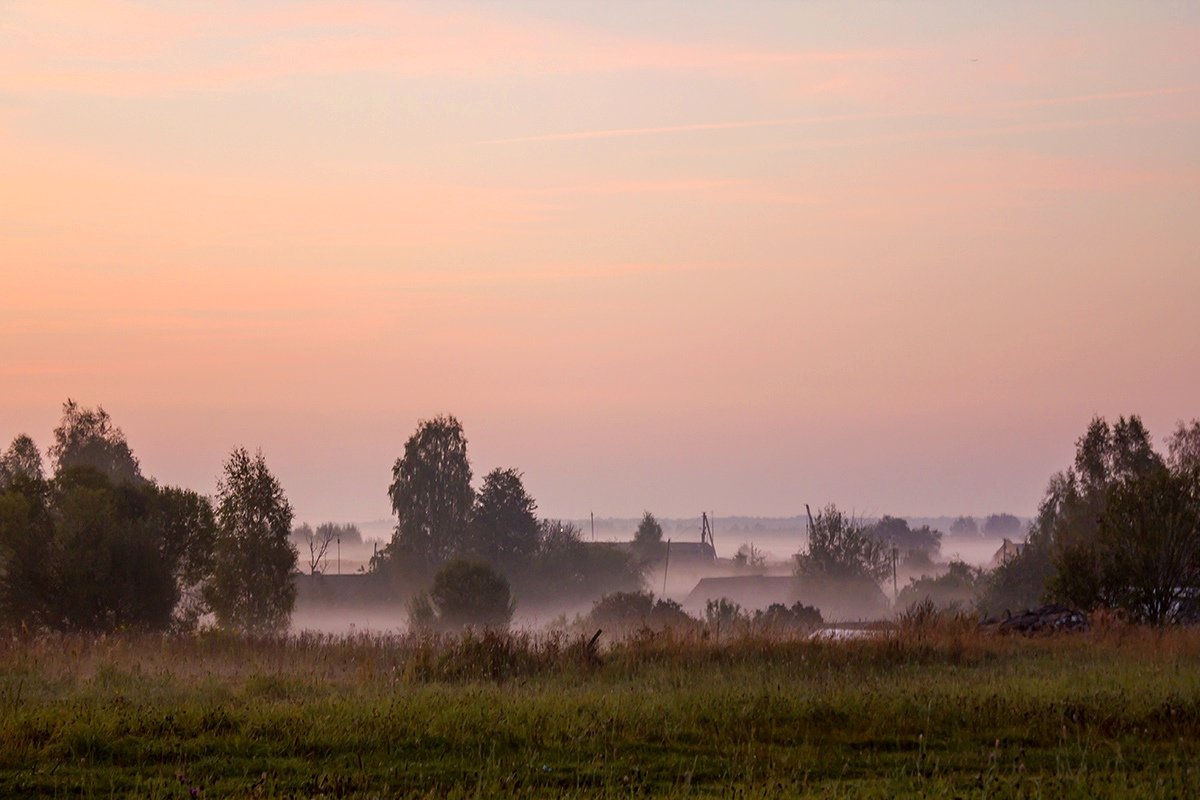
291,518,1019,635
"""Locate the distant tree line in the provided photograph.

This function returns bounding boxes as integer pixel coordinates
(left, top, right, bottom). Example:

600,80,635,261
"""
0,401,297,634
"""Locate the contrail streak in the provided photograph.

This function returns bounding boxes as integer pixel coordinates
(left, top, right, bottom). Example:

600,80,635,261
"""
484,86,1197,144
482,112,900,144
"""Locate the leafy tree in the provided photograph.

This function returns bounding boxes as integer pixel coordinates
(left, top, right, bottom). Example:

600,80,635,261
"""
586,590,694,634
866,516,941,558
633,511,664,559
982,513,1022,538
1045,415,1164,608
949,516,978,536
0,466,215,632
206,448,297,634
794,505,889,583
733,542,767,570
469,468,539,567
897,560,982,611
413,558,514,630
1168,419,1200,474
147,484,217,629
1090,466,1200,624
385,416,473,571
978,414,1184,618
517,520,644,607
0,435,43,489
48,399,143,485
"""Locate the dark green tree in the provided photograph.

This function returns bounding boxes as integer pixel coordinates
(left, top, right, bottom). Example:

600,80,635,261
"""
1091,466,1200,624
48,399,144,485
0,466,214,632
415,557,514,630
206,448,297,634
385,416,473,571
1046,415,1164,608
979,414,1180,617
469,468,539,568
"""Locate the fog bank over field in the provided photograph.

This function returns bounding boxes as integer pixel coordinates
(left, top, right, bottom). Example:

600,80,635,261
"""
290,513,1024,634
351,515,1023,567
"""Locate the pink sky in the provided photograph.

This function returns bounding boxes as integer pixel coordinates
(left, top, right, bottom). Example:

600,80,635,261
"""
2,2,1198,525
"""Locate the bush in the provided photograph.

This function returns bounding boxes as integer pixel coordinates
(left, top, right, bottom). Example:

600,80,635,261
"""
897,560,982,612
586,591,696,635
414,558,515,631
704,598,748,637
753,601,823,633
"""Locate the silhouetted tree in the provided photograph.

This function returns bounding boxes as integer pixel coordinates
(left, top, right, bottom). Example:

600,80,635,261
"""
982,513,1022,538
469,468,539,568
516,520,644,607
949,516,978,537
733,542,767,570
633,511,663,560
1168,419,1200,475
293,523,337,574
795,505,889,583
206,448,297,634
978,414,1185,618
0,435,43,489
866,516,941,558
897,560,982,611
1045,415,1164,609
1091,466,1200,624
586,590,694,634
385,416,473,571
48,399,144,485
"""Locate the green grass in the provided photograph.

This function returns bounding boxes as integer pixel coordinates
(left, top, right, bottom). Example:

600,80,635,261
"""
2,624,1200,797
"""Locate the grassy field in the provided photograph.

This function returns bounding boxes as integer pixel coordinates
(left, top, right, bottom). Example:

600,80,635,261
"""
2,621,1200,798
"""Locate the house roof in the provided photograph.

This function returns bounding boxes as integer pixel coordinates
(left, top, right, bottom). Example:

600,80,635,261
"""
683,575,796,610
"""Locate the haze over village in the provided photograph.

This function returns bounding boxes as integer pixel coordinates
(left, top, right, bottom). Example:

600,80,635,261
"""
1,2,1198,796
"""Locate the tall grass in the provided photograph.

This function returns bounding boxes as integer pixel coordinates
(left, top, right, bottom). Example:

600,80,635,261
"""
2,622,1200,797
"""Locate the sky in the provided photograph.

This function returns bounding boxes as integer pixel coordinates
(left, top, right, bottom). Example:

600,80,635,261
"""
2,1,1198,526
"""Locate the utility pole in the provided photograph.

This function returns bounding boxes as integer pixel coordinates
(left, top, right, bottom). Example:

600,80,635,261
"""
805,504,815,552
338,533,342,576
590,511,595,542
662,539,671,596
892,546,899,603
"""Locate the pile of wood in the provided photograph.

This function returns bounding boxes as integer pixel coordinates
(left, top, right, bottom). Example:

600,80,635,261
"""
980,604,1090,635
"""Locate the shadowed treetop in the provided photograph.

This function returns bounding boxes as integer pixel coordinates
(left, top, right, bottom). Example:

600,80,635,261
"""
48,399,144,485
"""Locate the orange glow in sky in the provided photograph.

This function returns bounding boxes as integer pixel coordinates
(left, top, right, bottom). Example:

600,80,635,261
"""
2,2,1198,523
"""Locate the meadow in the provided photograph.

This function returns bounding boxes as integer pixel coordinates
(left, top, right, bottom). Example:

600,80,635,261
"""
1,621,1199,798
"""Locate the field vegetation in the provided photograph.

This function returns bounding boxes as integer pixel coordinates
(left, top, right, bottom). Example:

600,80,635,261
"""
3,618,1200,798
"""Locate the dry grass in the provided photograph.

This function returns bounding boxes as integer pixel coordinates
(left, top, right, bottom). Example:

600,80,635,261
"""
2,621,1200,797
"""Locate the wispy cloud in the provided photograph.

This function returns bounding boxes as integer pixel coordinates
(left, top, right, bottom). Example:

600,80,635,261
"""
482,113,903,144
0,1,908,97
485,86,1199,145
